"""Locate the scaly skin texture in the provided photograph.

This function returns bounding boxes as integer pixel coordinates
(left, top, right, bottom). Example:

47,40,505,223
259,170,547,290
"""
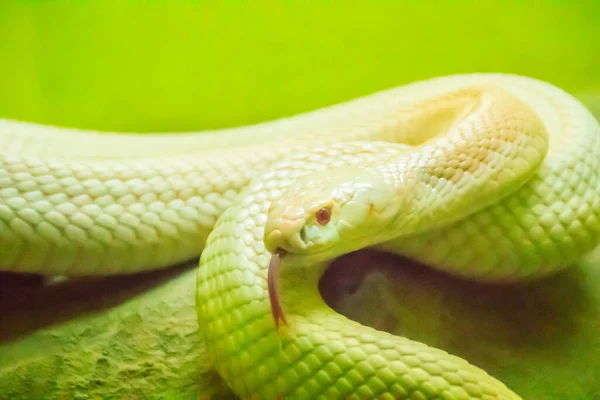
2,74,600,398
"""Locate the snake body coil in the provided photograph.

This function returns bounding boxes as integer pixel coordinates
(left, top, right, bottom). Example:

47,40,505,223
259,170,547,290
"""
2,74,600,399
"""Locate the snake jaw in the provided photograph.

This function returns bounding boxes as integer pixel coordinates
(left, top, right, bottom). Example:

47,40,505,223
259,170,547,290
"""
264,222,308,255
268,251,288,330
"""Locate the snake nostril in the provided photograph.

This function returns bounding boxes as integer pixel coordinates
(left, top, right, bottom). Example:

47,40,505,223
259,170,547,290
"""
299,227,306,241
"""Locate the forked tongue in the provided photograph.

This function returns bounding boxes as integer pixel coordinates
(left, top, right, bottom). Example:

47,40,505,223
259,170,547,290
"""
268,252,288,330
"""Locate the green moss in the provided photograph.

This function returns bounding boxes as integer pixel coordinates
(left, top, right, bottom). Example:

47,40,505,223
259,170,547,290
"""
0,267,235,399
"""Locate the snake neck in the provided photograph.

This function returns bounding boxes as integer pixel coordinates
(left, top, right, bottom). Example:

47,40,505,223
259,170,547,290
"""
376,87,550,244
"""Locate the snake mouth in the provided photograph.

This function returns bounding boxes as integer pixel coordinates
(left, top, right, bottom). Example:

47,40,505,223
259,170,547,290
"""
268,251,288,330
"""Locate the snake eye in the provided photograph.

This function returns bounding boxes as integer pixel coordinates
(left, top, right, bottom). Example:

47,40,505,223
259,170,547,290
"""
316,207,331,226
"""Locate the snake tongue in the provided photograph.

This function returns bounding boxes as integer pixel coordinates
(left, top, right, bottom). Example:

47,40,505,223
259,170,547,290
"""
268,251,288,330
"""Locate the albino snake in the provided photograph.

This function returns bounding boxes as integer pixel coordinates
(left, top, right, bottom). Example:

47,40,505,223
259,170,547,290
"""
2,74,600,399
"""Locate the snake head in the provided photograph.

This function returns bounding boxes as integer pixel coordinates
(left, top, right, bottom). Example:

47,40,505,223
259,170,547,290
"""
264,165,403,330
264,165,403,260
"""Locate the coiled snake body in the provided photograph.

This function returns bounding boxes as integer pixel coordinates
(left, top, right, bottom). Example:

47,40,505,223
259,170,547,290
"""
2,74,600,398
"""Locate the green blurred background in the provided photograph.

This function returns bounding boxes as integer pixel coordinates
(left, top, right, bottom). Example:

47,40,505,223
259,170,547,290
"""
0,0,599,132
1,1,600,399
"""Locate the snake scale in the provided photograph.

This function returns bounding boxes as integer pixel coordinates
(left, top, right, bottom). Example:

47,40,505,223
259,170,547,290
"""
2,74,600,399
